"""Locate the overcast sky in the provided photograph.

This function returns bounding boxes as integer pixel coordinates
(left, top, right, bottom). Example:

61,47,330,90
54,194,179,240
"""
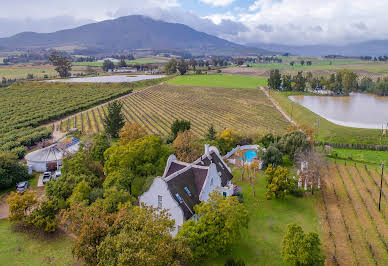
0,0,386,45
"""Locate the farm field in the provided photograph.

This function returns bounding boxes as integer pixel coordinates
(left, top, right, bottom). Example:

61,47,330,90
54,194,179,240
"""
269,90,382,145
0,77,169,155
0,220,74,265
330,147,388,165
72,57,170,67
207,168,321,265
167,74,267,89
58,83,290,137
320,162,388,265
0,66,58,80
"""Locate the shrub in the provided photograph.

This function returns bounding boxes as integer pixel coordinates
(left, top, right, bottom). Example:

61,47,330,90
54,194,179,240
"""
0,151,29,189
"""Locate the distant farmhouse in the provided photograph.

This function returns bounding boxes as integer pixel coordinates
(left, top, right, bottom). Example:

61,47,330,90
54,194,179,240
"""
139,144,236,235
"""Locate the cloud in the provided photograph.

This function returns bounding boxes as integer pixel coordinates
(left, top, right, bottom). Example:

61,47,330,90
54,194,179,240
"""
200,0,236,7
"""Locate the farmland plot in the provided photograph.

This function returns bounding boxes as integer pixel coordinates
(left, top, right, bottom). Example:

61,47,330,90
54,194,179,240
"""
321,162,388,265
59,84,291,136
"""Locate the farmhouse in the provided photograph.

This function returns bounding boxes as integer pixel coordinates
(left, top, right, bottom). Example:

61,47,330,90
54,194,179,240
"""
25,138,80,172
139,144,236,235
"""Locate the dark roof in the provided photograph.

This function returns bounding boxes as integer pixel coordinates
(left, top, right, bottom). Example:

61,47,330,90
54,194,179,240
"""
197,151,233,186
165,161,187,177
166,167,208,220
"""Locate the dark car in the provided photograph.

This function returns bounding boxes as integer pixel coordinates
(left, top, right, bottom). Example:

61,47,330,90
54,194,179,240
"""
16,181,29,193
42,172,52,184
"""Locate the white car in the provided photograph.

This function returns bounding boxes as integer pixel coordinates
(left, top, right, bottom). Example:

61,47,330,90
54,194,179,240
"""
42,172,52,184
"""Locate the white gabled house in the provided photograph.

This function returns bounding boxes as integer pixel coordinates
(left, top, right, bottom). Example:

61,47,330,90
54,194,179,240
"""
139,144,235,235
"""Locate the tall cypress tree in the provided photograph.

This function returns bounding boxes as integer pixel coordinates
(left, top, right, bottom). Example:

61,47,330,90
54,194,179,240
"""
103,101,125,138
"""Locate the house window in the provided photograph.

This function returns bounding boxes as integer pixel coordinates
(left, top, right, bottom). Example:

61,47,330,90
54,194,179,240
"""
158,195,162,208
176,193,183,203
184,187,191,196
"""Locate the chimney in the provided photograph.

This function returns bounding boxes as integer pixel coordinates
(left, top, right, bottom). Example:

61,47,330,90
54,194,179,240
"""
205,144,210,156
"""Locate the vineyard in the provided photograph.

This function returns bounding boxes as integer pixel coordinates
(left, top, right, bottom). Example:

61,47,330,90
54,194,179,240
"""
0,77,169,157
57,84,291,137
321,162,388,265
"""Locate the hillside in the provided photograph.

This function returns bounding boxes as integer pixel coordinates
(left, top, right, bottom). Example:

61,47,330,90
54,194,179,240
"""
0,15,270,56
250,40,388,57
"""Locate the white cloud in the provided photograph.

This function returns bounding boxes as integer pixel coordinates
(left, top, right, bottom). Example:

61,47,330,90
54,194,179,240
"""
203,13,237,24
199,0,236,7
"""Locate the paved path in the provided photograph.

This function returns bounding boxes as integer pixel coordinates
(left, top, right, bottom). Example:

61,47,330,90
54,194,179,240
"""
260,86,296,126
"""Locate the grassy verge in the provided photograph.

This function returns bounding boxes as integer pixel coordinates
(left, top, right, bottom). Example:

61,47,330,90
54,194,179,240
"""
269,90,381,145
167,74,268,89
0,220,74,265
328,147,388,166
207,168,321,265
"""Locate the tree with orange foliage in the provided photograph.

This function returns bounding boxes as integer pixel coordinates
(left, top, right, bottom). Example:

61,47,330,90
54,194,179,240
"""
172,130,202,162
119,122,147,144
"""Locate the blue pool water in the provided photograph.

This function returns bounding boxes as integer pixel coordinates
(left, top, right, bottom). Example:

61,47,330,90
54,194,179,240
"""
240,150,257,163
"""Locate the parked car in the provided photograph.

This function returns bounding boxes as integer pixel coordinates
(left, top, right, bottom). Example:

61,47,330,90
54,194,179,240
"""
42,172,52,184
16,181,29,193
54,170,61,179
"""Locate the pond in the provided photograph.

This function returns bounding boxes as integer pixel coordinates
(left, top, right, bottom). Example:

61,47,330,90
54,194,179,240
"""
47,74,165,83
290,93,388,129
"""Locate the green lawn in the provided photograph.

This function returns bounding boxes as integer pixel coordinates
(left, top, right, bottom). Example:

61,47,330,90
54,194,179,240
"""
270,91,381,145
329,147,388,166
0,220,74,265
167,74,268,89
207,168,321,265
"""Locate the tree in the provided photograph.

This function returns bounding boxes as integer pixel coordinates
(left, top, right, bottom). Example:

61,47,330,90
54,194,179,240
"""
236,58,244,66
0,151,29,190
7,191,37,225
164,59,177,74
27,200,59,232
277,131,311,160
340,70,358,94
235,149,247,181
89,133,110,165
173,130,202,163
247,161,259,197
102,60,115,72
282,74,292,91
293,72,306,91
119,122,147,144
257,133,280,148
104,135,171,196
265,165,295,199
217,128,241,155
290,61,295,66
282,224,325,266
260,145,283,168
268,69,282,90
48,52,72,78
300,60,305,66
103,101,125,138
205,124,217,141
177,58,189,75
189,58,197,70
170,119,191,141
68,180,92,205
118,59,127,68
102,186,132,213
97,206,192,266
177,192,248,262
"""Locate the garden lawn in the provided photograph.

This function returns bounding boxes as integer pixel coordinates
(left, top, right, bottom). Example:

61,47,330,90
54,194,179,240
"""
167,74,267,89
270,90,381,145
207,168,321,265
0,220,74,265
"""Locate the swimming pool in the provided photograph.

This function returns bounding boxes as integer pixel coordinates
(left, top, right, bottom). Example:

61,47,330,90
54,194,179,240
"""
240,150,257,163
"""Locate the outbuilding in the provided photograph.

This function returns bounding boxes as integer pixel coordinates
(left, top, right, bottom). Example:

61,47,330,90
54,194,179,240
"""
25,138,80,172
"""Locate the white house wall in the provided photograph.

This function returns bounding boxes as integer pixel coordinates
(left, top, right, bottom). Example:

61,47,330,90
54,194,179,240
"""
199,164,222,202
138,177,184,236
27,161,46,172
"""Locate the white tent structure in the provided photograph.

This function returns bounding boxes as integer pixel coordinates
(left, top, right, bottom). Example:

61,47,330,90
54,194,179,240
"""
25,138,80,172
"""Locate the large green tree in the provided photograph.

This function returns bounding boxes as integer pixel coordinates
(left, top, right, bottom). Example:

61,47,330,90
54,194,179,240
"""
170,119,191,141
48,52,72,78
260,145,283,168
177,58,189,75
103,135,171,196
177,192,249,262
89,133,111,165
282,224,325,266
103,101,125,138
277,131,311,160
102,60,115,72
264,165,296,200
268,69,282,90
0,151,29,189
164,59,177,74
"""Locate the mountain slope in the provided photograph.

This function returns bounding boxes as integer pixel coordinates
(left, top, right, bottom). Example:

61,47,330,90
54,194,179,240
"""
0,15,270,55
249,40,388,57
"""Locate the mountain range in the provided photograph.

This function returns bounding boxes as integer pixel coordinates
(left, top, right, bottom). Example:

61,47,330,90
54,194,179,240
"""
0,15,269,56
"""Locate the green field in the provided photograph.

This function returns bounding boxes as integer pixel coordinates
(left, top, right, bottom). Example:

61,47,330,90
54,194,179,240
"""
0,220,74,265
329,147,388,165
208,168,321,265
0,67,58,80
270,91,381,145
167,74,268,89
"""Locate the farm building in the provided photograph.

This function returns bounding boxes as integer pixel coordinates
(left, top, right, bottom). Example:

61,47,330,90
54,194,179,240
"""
25,138,80,172
139,144,236,236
